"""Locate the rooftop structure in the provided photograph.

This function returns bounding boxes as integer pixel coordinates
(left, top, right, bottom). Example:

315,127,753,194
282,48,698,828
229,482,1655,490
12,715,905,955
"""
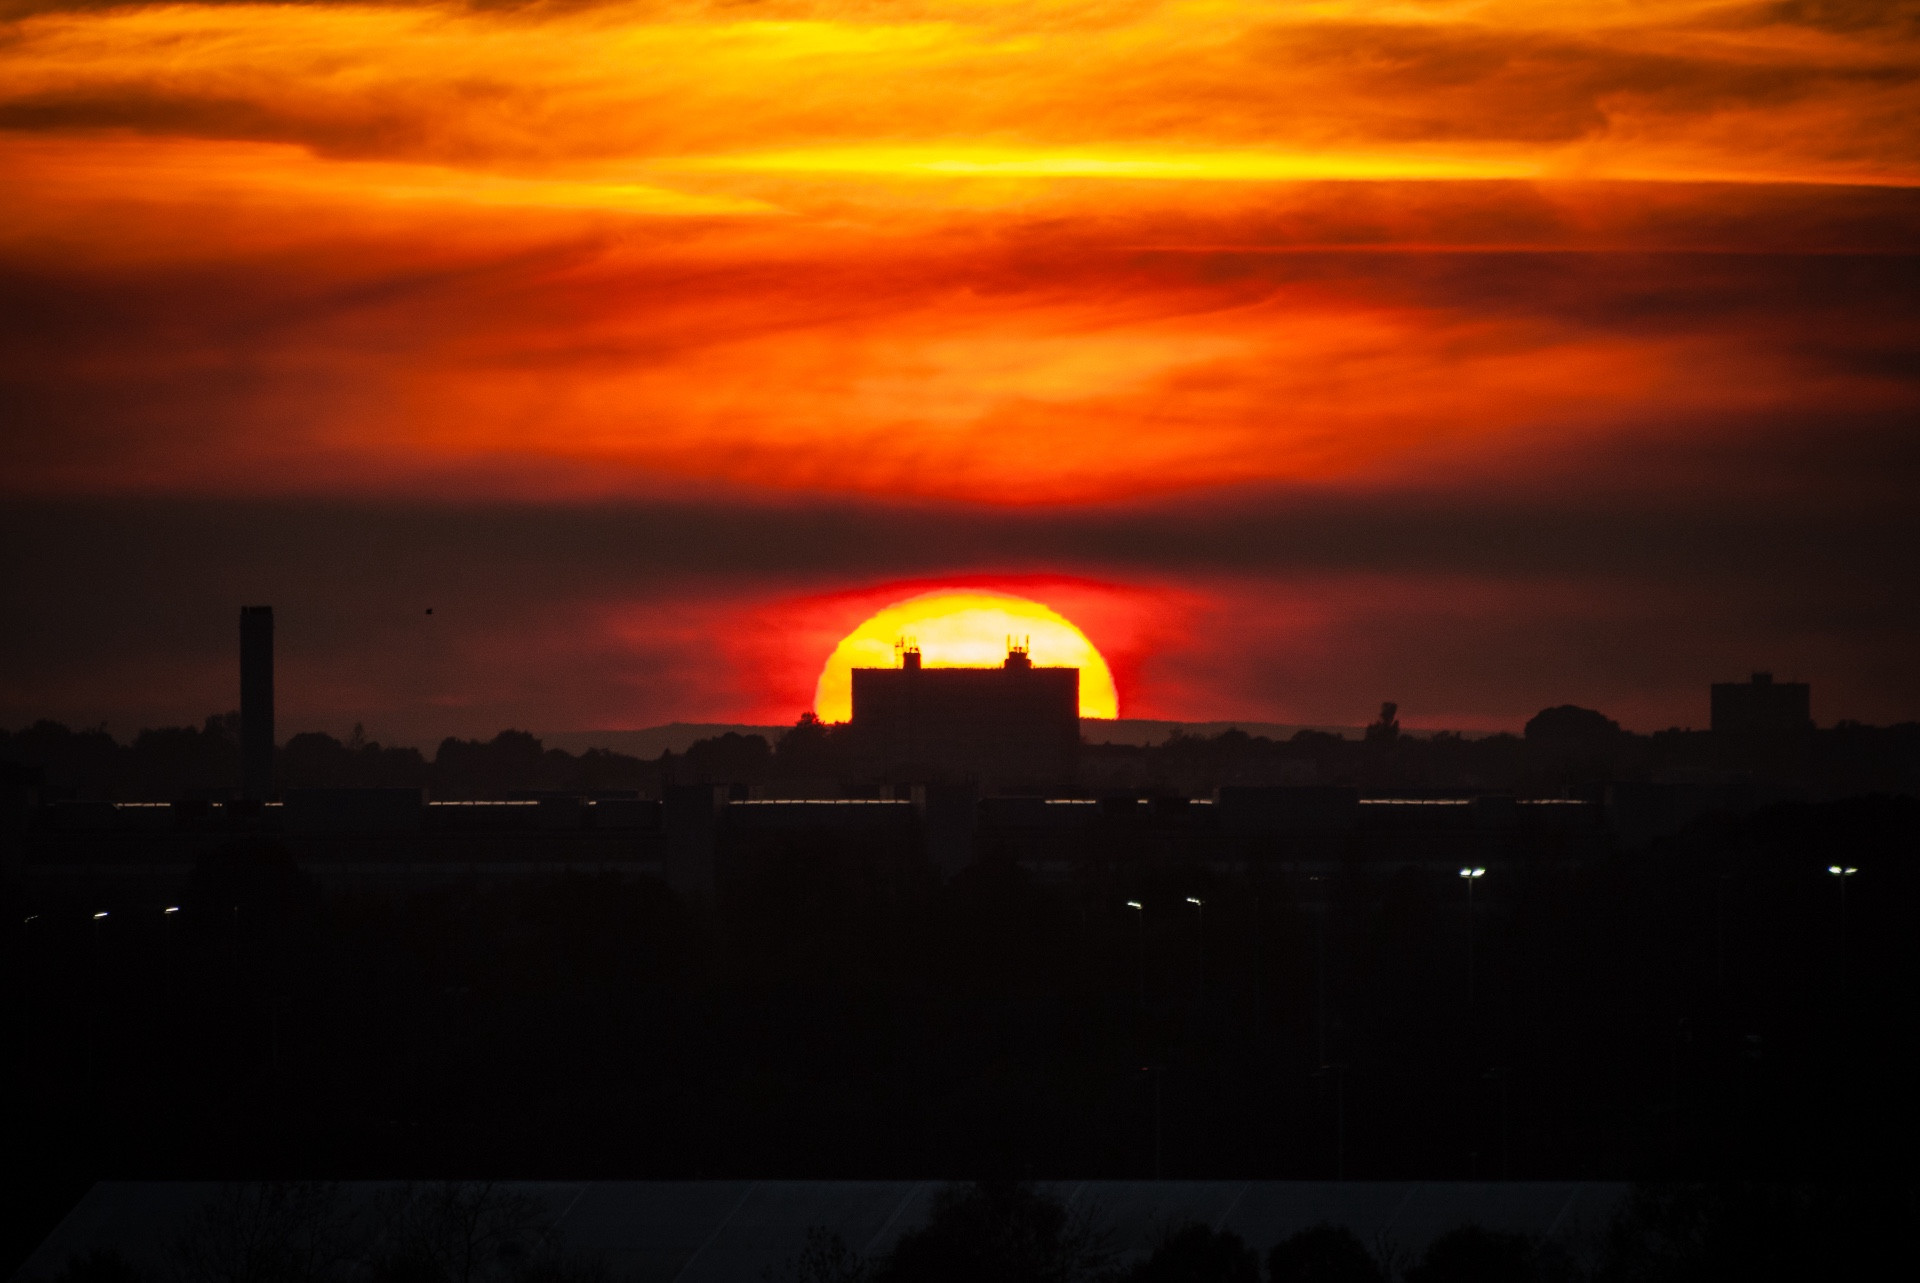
1710,671,1812,736
850,640,1079,787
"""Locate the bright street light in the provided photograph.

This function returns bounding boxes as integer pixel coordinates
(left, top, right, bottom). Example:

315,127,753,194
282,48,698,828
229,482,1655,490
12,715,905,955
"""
1461,870,1486,1006
1125,902,1145,1006
92,911,108,919
164,906,180,914
1185,898,1207,997
1829,866,1860,984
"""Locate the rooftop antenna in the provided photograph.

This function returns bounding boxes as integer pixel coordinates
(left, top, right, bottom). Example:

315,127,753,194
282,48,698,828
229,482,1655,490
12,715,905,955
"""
1005,634,1033,671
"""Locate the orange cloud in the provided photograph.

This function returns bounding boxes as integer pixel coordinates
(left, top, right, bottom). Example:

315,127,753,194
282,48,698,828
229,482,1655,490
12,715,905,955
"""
4,2,1917,180
5,0,1917,735
1,6,1917,512
6,164,1915,504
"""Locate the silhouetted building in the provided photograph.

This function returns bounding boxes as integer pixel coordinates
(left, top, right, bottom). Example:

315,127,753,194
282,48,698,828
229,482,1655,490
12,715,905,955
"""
851,642,1079,787
240,605,274,799
1711,671,1812,736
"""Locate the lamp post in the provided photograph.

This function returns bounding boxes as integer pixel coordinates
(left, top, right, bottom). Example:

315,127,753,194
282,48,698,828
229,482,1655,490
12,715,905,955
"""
1828,865,1858,985
89,910,108,1093
163,905,180,1001
1459,868,1486,1009
1185,896,1205,1004
1126,900,1145,1009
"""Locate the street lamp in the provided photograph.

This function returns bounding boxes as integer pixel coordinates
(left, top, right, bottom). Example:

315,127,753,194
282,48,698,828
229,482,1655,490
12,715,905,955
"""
1828,865,1859,984
88,910,109,1092
1126,901,1145,1008
163,906,180,998
1185,897,1206,998
1459,868,1486,1008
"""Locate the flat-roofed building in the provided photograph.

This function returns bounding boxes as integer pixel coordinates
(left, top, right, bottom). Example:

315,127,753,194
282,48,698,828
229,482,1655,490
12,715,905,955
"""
1711,671,1812,736
851,642,1078,788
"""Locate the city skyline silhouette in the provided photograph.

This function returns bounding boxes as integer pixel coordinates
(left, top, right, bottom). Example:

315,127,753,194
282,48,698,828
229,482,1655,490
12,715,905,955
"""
6,1,1919,1276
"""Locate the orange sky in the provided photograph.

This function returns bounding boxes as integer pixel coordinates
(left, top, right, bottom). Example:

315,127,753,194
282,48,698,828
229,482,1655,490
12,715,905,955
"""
3,1,1918,733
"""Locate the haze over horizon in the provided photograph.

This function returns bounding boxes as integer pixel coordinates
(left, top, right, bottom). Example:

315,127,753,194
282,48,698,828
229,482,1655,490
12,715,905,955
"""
3,1,1917,740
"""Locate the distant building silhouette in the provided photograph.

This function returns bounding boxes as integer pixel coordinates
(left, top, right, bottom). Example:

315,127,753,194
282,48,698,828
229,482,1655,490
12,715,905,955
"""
1711,671,1812,736
240,606,274,799
851,640,1079,787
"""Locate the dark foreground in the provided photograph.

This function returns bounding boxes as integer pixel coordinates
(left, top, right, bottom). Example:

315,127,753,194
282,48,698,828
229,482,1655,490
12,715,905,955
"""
15,1179,1919,1283
7,796,1918,1272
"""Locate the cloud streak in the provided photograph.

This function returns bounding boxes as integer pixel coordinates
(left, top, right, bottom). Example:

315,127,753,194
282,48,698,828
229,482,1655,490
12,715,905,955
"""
2,0,1916,724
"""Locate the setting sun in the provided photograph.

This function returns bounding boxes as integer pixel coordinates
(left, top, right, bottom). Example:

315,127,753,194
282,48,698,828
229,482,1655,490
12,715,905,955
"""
813,590,1119,723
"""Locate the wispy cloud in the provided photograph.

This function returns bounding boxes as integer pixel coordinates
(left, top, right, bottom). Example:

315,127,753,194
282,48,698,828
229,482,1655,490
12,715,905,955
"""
2,0,1916,724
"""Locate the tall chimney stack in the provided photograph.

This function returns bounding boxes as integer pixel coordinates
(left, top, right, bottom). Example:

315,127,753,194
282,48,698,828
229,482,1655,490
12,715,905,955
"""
240,606,274,799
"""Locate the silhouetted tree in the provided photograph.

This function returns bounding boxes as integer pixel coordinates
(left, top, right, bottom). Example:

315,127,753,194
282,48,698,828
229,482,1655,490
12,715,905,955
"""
432,731,550,799
126,715,240,799
1403,1226,1545,1283
1121,1224,1258,1283
768,1229,870,1283
1525,706,1621,749
1364,703,1400,745
1266,1224,1385,1283
0,719,123,798
871,1183,1110,1283
568,747,653,794
53,1250,144,1283
773,713,847,780
679,732,773,785
366,1183,555,1283
165,1183,364,1283
281,731,428,790
1593,1184,1918,1283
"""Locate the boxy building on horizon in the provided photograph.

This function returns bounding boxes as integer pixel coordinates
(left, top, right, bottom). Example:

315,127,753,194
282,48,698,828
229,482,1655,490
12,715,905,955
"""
1710,671,1813,736
850,641,1079,789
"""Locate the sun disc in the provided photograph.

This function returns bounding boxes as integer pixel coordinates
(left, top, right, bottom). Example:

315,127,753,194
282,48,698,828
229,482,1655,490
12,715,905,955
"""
814,590,1119,722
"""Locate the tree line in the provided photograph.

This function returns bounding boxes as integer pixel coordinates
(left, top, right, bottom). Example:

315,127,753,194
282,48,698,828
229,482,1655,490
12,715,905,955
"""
7,704,1920,800
25,1180,1916,1283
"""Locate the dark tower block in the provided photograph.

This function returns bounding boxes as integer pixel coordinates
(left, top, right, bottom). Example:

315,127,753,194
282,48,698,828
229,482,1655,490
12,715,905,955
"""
240,606,275,799
1710,671,1812,736
850,640,1079,788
